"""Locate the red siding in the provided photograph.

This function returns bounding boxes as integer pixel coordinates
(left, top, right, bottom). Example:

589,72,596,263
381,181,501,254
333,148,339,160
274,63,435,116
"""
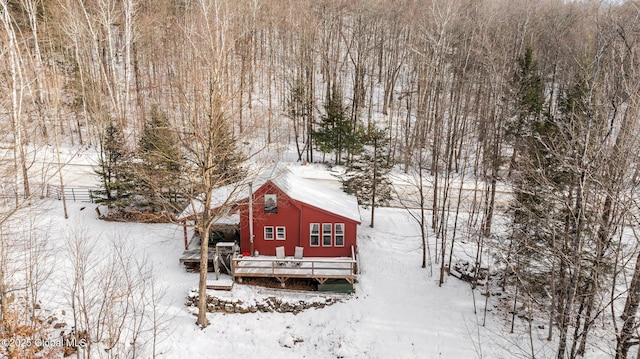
298,204,357,257
239,182,301,256
238,180,359,257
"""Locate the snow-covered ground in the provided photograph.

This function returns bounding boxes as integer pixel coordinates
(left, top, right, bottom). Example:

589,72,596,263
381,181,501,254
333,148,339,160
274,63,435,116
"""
0,144,575,358
20,195,554,359
11,143,620,358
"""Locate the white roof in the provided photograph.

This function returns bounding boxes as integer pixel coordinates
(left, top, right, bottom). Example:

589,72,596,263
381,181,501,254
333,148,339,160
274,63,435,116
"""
270,170,361,223
178,164,361,223
177,183,248,221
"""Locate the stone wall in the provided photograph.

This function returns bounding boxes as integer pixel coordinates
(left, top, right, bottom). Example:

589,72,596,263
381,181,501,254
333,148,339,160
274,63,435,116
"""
185,290,341,314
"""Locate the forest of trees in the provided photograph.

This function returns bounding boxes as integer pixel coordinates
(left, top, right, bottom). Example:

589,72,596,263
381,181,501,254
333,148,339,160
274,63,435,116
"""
2,0,640,357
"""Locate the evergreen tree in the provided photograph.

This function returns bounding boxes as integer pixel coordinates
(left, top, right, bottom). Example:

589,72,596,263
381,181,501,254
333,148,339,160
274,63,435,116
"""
507,46,560,325
208,118,245,187
508,50,615,354
342,125,393,227
510,45,551,241
507,44,546,175
136,105,185,212
313,86,362,165
514,46,545,124
182,114,246,197
94,122,135,208
512,73,591,263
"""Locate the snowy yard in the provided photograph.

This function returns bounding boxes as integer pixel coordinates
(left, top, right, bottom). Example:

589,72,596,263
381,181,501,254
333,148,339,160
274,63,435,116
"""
2,147,608,358
2,149,622,358
20,197,560,359
2,2,638,357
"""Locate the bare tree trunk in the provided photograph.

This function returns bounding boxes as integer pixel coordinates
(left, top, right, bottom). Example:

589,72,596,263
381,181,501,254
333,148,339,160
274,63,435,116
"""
2,2,31,201
616,248,640,359
0,265,7,324
370,134,377,228
54,121,69,219
196,191,212,327
557,172,586,359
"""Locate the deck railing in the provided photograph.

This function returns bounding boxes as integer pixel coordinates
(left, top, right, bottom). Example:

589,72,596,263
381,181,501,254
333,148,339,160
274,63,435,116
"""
231,257,357,282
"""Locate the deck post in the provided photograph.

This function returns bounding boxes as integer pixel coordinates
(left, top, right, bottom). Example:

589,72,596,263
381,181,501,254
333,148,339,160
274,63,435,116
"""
183,220,188,250
276,277,287,288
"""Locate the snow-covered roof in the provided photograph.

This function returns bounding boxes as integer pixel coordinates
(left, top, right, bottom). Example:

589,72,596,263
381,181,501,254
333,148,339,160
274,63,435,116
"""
178,164,361,223
177,183,249,221
211,208,240,225
270,169,361,223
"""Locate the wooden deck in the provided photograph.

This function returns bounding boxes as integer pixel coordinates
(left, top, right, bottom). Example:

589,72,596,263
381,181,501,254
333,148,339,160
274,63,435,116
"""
207,277,234,291
182,244,358,289
231,256,357,287
179,242,237,272
179,249,216,271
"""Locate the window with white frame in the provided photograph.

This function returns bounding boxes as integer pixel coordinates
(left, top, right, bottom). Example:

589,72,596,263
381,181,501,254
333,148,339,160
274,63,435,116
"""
276,226,286,240
264,226,274,240
335,223,345,246
310,223,320,246
322,223,332,246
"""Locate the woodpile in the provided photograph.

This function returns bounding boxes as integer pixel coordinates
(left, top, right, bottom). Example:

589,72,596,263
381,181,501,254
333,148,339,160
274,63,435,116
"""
100,210,176,223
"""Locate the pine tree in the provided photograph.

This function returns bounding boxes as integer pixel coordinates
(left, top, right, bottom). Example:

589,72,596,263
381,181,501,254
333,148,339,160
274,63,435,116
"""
342,125,393,227
552,75,612,358
507,44,546,175
313,86,362,165
508,52,613,356
506,46,559,333
207,118,245,187
94,122,135,208
136,105,184,212
510,45,551,247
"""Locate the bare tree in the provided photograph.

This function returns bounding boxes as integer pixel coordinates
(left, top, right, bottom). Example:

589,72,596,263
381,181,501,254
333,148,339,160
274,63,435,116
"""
395,146,433,273
170,0,250,328
63,225,171,358
1,1,32,201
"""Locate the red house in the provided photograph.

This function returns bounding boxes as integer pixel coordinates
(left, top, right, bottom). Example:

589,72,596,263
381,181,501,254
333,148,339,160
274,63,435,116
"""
180,166,361,258
237,169,361,258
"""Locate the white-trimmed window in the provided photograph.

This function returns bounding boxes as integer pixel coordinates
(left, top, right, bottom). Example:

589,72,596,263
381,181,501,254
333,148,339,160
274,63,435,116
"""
276,226,286,240
322,223,332,246
310,223,320,247
264,226,274,240
335,223,345,247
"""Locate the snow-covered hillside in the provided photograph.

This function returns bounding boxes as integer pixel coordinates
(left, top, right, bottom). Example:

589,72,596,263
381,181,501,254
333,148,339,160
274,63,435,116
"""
3,143,625,358
16,196,561,359
3,141,629,358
